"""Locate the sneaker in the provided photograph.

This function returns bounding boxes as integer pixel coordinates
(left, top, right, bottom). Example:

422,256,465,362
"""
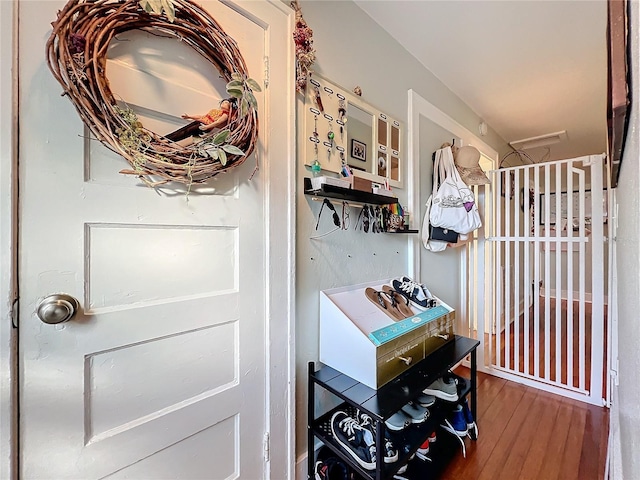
384,410,411,431
392,277,436,309
396,455,414,475
446,404,468,437
423,377,459,402
314,453,350,480
417,438,430,456
445,371,466,395
415,438,430,462
416,393,436,408
461,398,478,437
461,398,474,429
401,401,429,424
331,411,376,470
356,410,399,463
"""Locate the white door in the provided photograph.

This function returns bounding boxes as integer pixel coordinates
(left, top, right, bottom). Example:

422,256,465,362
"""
18,1,291,479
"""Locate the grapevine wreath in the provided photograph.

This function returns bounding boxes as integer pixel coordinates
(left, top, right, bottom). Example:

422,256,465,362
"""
46,0,260,186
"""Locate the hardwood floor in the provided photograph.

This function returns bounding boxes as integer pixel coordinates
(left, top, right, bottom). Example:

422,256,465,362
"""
480,297,607,392
439,366,609,480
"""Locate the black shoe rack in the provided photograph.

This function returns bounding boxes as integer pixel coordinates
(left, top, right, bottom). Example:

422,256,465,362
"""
308,335,480,480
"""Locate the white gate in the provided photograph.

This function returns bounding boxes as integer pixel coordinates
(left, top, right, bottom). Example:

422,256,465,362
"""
465,155,607,406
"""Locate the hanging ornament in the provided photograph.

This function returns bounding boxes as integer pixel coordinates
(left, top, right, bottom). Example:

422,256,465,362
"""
314,84,324,112
291,0,316,94
327,121,335,148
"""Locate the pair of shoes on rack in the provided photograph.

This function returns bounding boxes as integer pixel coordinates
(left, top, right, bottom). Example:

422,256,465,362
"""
442,398,476,437
364,287,414,322
415,438,431,462
314,446,353,480
392,276,437,310
460,398,478,438
357,410,399,464
423,374,459,402
438,398,477,460
331,410,398,470
384,398,432,431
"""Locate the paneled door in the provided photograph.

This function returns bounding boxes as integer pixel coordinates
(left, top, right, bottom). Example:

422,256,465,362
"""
18,1,291,478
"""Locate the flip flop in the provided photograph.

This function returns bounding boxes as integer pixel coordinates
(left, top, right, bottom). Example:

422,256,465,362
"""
365,287,405,321
382,285,415,318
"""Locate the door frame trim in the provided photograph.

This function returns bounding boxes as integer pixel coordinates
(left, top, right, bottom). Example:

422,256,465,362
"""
259,1,296,478
407,90,498,369
407,89,498,282
0,1,18,479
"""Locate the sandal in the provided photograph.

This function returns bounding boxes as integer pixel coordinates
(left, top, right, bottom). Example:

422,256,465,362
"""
365,287,405,321
382,285,414,318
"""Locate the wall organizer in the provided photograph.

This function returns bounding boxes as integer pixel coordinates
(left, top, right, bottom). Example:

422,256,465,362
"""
46,0,260,187
303,75,403,189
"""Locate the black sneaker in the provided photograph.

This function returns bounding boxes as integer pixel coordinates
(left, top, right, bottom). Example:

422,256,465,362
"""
331,411,376,470
355,410,399,463
392,277,436,309
314,449,351,480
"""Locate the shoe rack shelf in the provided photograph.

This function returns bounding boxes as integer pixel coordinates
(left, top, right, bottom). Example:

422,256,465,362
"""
308,335,479,480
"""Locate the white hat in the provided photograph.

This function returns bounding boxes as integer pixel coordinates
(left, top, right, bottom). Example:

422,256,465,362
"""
454,146,490,185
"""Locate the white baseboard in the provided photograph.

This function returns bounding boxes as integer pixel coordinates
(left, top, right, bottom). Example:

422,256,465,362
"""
540,288,609,305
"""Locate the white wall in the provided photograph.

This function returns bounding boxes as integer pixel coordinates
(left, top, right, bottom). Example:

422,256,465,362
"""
0,1,15,478
293,0,507,462
613,1,640,477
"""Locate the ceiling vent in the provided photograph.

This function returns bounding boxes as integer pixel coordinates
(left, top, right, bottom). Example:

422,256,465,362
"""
509,130,567,150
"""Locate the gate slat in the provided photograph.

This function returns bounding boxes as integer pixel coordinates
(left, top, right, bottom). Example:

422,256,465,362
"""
514,171,521,372
544,163,551,380
524,168,531,376
555,163,562,383
567,167,575,387
578,170,586,391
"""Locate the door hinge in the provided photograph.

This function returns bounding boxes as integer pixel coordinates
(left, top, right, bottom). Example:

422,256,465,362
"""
263,56,269,89
611,358,619,386
10,297,18,329
263,432,270,462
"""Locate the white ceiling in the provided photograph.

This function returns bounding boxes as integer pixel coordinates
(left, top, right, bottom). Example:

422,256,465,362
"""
354,0,608,165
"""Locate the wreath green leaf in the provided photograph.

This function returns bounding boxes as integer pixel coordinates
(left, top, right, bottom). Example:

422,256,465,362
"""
46,0,259,186
246,78,262,93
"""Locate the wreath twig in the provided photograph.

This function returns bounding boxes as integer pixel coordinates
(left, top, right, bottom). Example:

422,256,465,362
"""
46,0,259,185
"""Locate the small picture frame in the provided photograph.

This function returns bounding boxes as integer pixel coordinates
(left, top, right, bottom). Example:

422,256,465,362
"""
351,139,366,161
